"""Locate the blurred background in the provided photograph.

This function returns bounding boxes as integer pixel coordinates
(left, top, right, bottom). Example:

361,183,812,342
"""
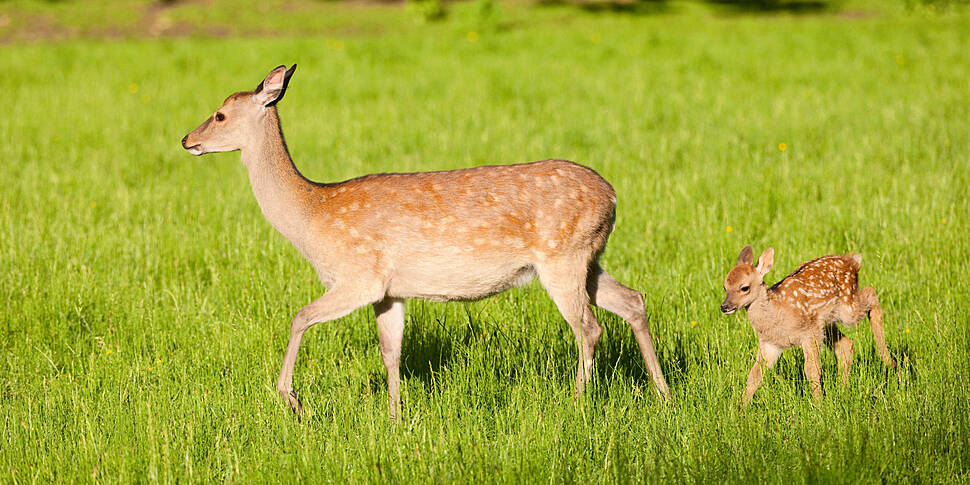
0,0,966,43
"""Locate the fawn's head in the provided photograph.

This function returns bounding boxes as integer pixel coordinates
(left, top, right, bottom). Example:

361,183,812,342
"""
721,245,774,314
182,65,297,156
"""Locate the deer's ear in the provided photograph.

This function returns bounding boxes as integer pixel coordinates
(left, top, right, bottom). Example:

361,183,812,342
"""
737,245,754,266
755,247,774,276
254,64,296,107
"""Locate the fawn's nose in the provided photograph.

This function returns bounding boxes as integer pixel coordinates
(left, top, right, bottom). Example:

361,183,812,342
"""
181,134,189,148
720,301,733,314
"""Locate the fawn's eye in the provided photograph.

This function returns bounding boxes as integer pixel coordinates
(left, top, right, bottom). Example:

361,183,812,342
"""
215,112,225,122
741,285,750,292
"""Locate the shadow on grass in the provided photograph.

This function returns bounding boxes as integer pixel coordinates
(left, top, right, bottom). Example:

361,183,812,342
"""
590,319,694,400
533,0,834,15
536,0,671,16
703,0,832,14
757,340,914,402
399,317,458,390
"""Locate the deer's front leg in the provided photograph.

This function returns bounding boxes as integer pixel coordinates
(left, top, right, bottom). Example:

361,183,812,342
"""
277,285,381,416
801,338,823,402
374,297,405,421
742,342,782,409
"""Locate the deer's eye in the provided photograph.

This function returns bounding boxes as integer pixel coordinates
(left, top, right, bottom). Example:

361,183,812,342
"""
741,285,750,292
215,112,225,122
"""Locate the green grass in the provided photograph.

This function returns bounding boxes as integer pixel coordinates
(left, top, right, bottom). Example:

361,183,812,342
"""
2,1,969,482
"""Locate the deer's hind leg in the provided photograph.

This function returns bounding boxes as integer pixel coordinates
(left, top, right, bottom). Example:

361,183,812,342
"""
537,258,601,394
844,286,895,368
587,264,670,399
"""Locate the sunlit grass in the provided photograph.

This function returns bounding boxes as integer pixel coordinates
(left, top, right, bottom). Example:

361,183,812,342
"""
1,2,969,482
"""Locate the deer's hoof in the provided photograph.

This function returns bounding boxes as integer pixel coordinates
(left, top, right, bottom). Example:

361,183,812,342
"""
279,388,303,417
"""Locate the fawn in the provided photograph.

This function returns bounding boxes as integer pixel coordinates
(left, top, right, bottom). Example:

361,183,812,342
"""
721,245,895,407
181,65,671,418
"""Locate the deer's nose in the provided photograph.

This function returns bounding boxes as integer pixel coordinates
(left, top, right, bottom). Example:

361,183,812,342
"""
181,134,189,148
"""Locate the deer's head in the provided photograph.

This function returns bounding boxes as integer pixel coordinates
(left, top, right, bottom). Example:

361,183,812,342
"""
181,65,296,156
721,245,773,314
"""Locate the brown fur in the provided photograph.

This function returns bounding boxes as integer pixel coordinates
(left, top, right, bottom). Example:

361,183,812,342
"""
721,246,895,408
182,65,671,418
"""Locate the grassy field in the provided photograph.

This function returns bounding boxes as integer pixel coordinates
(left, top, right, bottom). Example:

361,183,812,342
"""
2,0,969,482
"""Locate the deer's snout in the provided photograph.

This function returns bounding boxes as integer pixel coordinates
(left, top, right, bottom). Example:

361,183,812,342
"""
720,299,737,315
181,132,203,155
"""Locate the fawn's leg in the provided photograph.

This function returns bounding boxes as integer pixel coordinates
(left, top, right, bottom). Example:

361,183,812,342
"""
824,325,854,384
277,284,381,416
856,287,896,368
742,342,782,408
801,337,823,401
538,259,601,394
374,297,405,420
587,265,671,399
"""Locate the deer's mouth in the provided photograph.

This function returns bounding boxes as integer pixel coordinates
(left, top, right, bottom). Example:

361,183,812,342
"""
185,144,204,156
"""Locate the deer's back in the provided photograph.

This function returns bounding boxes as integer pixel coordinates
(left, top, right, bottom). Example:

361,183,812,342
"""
769,254,861,316
311,159,615,251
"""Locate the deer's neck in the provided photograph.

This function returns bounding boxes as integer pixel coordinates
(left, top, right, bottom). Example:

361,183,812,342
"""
746,284,773,328
240,108,316,248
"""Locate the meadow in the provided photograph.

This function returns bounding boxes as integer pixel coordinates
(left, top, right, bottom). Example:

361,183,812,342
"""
1,0,969,482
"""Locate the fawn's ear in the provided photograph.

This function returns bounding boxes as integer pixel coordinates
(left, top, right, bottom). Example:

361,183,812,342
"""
737,245,754,266
755,247,774,277
254,64,297,107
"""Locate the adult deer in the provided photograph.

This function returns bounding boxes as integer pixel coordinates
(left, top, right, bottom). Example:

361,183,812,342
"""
181,65,671,418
